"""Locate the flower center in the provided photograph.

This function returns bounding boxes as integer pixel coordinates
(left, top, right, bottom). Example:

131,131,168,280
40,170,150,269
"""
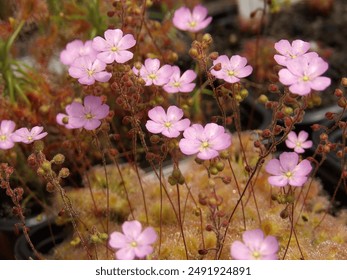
173,81,181,87
130,241,137,247
188,21,197,27
302,75,310,81
148,73,157,80
252,251,261,259
111,46,118,52
296,141,302,147
200,141,209,150
285,171,293,178
87,69,95,77
27,136,33,141
0,135,6,141
85,113,94,120
227,70,235,77
164,122,172,128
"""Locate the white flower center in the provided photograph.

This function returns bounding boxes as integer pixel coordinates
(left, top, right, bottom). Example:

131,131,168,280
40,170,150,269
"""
173,81,181,87
227,70,235,77
188,20,197,27
85,113,94,120
200,141,209,151
252,251,261,259
285,171,293,178
87,69,95,77
148,73,157,80
302,75,310,82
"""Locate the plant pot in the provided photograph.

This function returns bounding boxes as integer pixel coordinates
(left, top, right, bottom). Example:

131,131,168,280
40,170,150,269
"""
14,220,71,260
312,124,347,208
0,194,48,259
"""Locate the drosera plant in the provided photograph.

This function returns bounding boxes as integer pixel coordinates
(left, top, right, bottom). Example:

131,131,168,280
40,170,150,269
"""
1,1,347,261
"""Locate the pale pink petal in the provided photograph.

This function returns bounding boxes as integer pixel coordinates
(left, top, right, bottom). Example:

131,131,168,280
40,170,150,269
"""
137,227,157,245
84,119,101,130
148,106,166,123
289,82,312,95
92,36,108,52
197,148,219,160
279,152,299,172
236,65,253,78
94,71,112,83
268,175,288,187
209,133,231,150
260,236,279,256
180,70,197,84
96,52,115,64
144,58,160,73
118,34,136,50
265,159,282,175
104,29,123,46
146,120,164,134
122,221,142,239
174,119,190,131
294,159,312,176
274,40,292,55
278,69,299,86
179,138,201,155
167,106,183,122
1,120,16,134
114,50,134,63
109,232,128,249
242,229,264,250
116,247,136,260
231,241,252,260
292,39,311,55
78,76,95,85
309,77,331,91
134,245,153,258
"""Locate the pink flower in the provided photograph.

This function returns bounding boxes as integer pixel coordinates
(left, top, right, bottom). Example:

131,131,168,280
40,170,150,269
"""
56,112,74,129
68,56,112,85
12,126,47,144
146,106,190,138
210,55,253,84
274,39,318,66
173,5,212,32
132,58,173,86
58,95,109,130
285,131,313,154
163,66,197,93
179,123,231,160
0,120,16,150
278,55,331,95
265,152,312,187
109,220,157,260
231,229,279,260
92,29,136,64
60,40,98,66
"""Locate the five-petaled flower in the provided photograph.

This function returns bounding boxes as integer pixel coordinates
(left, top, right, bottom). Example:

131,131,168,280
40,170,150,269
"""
285,131,313,154
12,127,48,144
92,29,136,64
179,123,231,160
210,55,253,84
230,229,279,260
265,152,312,187
0,120,16,150
60,40,98,66
68,56,112,85
132,58,173,86
278,55,331,95
274,39,318,67
58,95,110,131
146,106,190,138
172,5,212,32
108,220,157,260
163,66,197,93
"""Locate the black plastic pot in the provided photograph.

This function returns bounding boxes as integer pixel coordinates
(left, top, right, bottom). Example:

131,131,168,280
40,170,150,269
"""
14,220,71,260
312,124,347,208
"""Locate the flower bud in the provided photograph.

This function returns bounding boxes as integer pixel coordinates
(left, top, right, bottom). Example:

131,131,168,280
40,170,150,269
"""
59,167,70,178
53,154,65,165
